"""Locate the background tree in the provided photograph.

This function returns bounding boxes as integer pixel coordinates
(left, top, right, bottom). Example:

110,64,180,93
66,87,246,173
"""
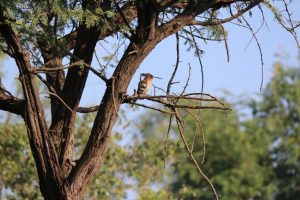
247,60,300,200
0,0,299,199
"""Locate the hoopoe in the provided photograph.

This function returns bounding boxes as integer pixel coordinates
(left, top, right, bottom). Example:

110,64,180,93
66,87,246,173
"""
137,73,154,95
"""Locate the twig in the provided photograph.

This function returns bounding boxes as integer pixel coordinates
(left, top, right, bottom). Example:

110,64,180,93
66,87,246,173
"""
185,109,206,164
167,33,180,94
217,20,230,62
33,61,108,83
241,15,264,92
42,91,72,112
173,108,219,200
189,26,204,95
129,102,174,115
180,63,191,96
190,0,263,26
164,115,173,170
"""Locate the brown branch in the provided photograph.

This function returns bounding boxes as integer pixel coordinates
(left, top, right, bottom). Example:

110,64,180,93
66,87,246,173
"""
185,109,206,164
190,0,263,26
217,20,230,62
163,115,173,170
180,63,191,96
77,106,99,113
129,102,175,115
241,15,264,92
189,26,204,94
32,61,108,83
167,33,180,95
124,94,230,112
0,93,25,117
42,92,73,113
125,94,224,102
173,108,219,200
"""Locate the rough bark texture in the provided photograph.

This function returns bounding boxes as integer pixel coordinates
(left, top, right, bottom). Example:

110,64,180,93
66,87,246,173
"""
0,0,264,199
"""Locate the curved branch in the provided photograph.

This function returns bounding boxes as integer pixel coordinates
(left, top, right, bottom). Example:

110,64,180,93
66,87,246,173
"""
190,0,263,26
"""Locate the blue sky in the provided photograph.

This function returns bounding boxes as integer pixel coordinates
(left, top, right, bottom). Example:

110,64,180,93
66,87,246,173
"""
1,1,299,109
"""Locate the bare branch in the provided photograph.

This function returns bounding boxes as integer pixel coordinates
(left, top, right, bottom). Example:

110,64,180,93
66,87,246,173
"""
124,94,230,112
185,109,206,164
42,92,73,113
163,115,173,170
174,109,219,200
32,61,108,83
180,63,191,96
241,15,264,92
217,20,230,62
189,26,205,94
167,33,180,94
190,0,263,26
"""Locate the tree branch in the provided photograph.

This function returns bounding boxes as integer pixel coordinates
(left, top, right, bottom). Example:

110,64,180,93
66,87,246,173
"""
0,93,25,117
190,0,263,26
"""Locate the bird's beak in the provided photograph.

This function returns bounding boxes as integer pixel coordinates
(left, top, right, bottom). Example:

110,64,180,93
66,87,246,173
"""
153,76,162,79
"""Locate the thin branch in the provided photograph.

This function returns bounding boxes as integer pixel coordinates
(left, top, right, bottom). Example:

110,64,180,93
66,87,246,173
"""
167,33,180,94
129,102,174,115
173,108,219,200
241,15,264,92
32,61,108,83
189,26,204,94
185,109,206,164
125,94,224,102
0,83,15,98
216,20,230,62
180,63,191,96
42,92,72,112
164,115,173,170
281,0,300,48
190,0,263,26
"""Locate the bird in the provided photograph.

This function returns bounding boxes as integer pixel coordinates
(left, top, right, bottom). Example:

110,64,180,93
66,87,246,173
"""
137,73,154,96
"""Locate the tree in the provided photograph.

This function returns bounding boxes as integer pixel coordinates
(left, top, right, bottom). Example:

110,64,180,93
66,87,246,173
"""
247,60,300,200
0,0,298,199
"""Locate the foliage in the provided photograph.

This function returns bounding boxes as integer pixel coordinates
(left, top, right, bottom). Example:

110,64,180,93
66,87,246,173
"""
0,121,42,199
248,60,300,200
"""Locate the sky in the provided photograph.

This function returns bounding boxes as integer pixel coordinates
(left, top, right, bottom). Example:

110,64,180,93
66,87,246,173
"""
1,1,300,110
